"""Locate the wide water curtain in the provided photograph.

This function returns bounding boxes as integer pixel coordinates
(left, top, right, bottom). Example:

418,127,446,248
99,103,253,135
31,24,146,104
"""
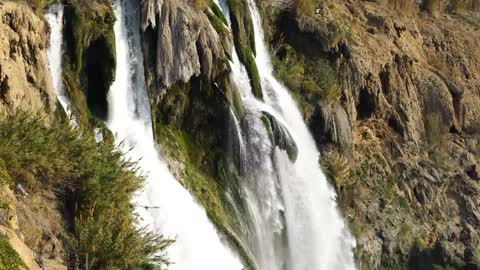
217,0,358,269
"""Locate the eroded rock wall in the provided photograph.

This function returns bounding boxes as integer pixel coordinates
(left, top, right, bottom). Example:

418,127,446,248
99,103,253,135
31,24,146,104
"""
260,0,480,269
141,0,232,96
0,1,56,120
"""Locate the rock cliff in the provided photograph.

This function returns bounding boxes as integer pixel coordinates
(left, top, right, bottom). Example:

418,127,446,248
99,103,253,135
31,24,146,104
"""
0,1,56,120
141,0,232,96
260,0,480,269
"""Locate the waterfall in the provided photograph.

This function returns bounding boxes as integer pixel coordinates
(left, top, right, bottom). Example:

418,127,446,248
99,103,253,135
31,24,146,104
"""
106,1,242,270
45,4,76,125
218,1,357,269
46,0,356,268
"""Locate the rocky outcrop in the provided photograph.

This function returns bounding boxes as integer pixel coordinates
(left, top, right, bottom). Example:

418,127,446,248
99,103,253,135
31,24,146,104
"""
0,1,56,120
141,0,232,96
261,111,298,161
227,0,262,99
1,184,66,270
63,0,116,122
260,0,480,269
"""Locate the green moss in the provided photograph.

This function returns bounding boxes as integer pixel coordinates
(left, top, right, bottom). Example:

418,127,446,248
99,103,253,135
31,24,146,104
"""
0,238,24,270
210,1,228,26
0,158,13,186
261,112,298,162
230,83,246,121
154,124,257,269
261,114,271,134
24,0,60,14
397,223,415,254
62,0,116,124
271,43,341,118
228,0,263,99
152,78,257,269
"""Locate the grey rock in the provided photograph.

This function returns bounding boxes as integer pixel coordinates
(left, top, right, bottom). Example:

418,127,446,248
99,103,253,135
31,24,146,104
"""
141,0,232,94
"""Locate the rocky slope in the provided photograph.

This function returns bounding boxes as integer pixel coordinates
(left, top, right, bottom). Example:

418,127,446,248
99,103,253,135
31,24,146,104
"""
0,2,67,269
259,0,480,269
0,1,56,120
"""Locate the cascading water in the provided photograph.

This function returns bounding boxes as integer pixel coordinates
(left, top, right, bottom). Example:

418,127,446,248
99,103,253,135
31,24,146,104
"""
106,1,242,270
45,4,76,124
218,1,357,269
46,0,356,268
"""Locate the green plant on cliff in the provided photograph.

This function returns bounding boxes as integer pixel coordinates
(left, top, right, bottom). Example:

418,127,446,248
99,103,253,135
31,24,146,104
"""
272,43,340,117
0,112,172,270
320,150,351,190
296,0,319,17
62,0,116,123
0,237,24,270
25,0,58,14
0,158,13,186
228,0,263,99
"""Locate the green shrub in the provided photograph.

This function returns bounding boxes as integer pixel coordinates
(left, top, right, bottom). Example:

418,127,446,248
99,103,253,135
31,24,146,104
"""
0,237,24,270
0,158,13,186
296,0,317,17
0,112,172,270
320,151,351,190
24,0,59,14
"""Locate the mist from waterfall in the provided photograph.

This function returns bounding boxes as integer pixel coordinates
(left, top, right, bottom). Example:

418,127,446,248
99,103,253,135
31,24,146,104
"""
217,0,358,269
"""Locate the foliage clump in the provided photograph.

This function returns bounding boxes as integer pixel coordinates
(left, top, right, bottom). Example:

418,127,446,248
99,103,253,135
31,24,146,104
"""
0,112,172,270
272,44,340,118
0,237,24,270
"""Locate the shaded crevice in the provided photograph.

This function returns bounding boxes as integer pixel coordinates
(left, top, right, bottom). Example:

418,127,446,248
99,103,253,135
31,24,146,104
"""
86,37,114,120
0,75,9,102
357,87,376,119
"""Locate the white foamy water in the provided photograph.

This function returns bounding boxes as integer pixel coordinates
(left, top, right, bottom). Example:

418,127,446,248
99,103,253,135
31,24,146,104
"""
217,0,358,269
106,1,242,270
45,4,76,125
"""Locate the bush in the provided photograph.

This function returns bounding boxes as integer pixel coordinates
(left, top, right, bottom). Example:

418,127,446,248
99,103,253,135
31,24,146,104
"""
24,0,58,13
0,237,24,270
296,0,316,17
320,150,351,190
0,112,172,270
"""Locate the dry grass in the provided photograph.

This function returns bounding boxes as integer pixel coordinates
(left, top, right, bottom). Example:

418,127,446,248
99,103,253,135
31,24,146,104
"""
321,151,352,190
449,0,480,11
423,0,444,16
381,0,419,15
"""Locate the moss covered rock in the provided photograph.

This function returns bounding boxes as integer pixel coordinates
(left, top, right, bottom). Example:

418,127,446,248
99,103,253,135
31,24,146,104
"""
63,0,116,123
261,111,298,162
227,0,263,99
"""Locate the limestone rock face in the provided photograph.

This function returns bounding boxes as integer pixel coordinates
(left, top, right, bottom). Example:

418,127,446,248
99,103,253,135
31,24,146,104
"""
0,1,56,119
141,0,232,95
260,1,480,269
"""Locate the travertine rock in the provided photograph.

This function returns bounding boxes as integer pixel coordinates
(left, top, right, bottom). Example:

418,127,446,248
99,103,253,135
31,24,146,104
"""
0,1,56,119
141,0,232,94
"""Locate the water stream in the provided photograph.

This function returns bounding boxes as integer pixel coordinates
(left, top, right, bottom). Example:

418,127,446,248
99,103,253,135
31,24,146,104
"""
218,1,358,269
